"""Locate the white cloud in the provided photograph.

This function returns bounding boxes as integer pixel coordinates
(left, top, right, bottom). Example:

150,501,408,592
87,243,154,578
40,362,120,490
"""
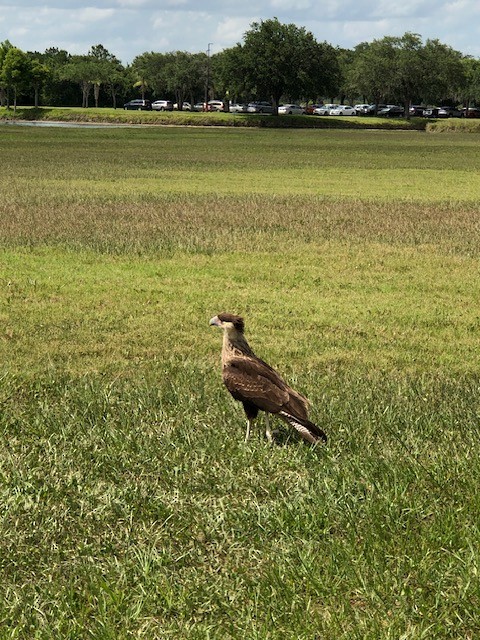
270,0,312,10
213,16,254,47
9,27,29,37
339,19,393,45
115,0,152,7
76,7,116,21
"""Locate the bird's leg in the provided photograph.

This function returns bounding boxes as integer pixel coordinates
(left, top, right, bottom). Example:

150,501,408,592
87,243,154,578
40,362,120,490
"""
245,419,252,443
265,414,273,443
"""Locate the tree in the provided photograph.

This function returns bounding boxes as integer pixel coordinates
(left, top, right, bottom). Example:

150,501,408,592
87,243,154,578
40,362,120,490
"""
2,47,31,114
212,45,249,104
305,42,341,103
104,62,128,109
41,48,78,107
130,52,164,100
131,52,154,99
0,40,14,107
162,51,205,109
461,57,480,107
389,33,428,114
349,33,465,116
349,38,399,108
236,18,335,114
88,44,124,108
336,48,356,103
28,55,50,107
421,39,465,105
62,55,98,107
129,51,206,108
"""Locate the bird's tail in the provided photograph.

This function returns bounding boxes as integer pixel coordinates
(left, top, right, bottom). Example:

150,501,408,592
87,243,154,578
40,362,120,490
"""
279,411,327,445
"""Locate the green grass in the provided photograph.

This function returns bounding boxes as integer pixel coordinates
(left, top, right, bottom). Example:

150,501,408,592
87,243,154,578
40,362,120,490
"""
2,126,480,206
6,106,480,133
1,105,428,130
1,125,480,638
427,118,480,133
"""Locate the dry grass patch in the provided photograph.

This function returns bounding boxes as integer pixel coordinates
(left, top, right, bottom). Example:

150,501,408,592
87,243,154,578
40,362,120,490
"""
2,195,480,257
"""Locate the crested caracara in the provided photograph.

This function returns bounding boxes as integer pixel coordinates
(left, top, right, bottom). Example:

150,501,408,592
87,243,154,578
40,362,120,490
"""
209,312,327,445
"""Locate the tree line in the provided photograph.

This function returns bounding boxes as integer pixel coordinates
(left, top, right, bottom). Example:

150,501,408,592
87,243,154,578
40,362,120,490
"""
1,18,480,116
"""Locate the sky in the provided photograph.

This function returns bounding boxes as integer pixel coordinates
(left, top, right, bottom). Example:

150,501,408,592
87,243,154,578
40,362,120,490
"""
1,0,479,65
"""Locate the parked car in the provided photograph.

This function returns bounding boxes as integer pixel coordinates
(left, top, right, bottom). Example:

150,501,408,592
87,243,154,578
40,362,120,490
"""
207,100,224,111
462,107,480,118
437,106,462,118
353,104,371,115
173,102,191,111
278,104,305,115
247,101,275,114
329,105,356,116
360,104,388,116
229,103,248,113
313,103,339,115
193,102,205,111
152,100,174,111
377,105,405,117
409,105,426,117
123,99,152,111
304,103,323,115
423,107,440,118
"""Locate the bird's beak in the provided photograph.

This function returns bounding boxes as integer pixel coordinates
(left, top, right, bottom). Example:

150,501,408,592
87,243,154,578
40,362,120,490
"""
209,315,222,327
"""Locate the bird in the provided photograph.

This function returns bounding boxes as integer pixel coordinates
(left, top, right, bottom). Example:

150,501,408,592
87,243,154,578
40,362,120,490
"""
209,312,327,445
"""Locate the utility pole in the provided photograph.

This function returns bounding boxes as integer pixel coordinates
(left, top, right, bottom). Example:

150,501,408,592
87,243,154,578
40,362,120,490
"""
204,42,213,111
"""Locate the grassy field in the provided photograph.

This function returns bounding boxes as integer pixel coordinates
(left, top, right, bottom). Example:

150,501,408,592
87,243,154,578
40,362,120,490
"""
1,106,427,130
3,105,480,133
1,124,480,638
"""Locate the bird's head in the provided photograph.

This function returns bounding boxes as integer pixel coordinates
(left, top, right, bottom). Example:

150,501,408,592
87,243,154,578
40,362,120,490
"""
209,312,245,334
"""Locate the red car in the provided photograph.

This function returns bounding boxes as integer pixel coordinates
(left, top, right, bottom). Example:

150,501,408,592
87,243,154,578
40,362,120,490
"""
304,103,323,115
462,107,480,118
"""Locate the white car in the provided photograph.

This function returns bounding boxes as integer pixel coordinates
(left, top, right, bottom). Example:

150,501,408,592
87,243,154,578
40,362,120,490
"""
229,103,248,113
329,105,357,116
207,100,224,112
313,103,339,115
151,100,173,111
278,104,305,115
354,104,371,114
247,101,275,114
173,102,191,111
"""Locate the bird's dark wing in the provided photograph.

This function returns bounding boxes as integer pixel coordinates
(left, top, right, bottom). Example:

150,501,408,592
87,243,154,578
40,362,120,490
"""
222,355,326,444
222,356,310,419
231,355,310,420
222,357,290,414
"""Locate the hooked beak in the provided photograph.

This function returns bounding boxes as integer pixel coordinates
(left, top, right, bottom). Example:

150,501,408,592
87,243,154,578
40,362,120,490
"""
209,315,222,327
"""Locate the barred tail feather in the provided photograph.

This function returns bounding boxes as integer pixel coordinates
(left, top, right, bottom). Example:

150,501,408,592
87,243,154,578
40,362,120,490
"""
279,411,327,445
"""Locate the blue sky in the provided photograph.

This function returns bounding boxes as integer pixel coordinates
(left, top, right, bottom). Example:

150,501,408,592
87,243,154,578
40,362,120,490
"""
2,0,479,65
